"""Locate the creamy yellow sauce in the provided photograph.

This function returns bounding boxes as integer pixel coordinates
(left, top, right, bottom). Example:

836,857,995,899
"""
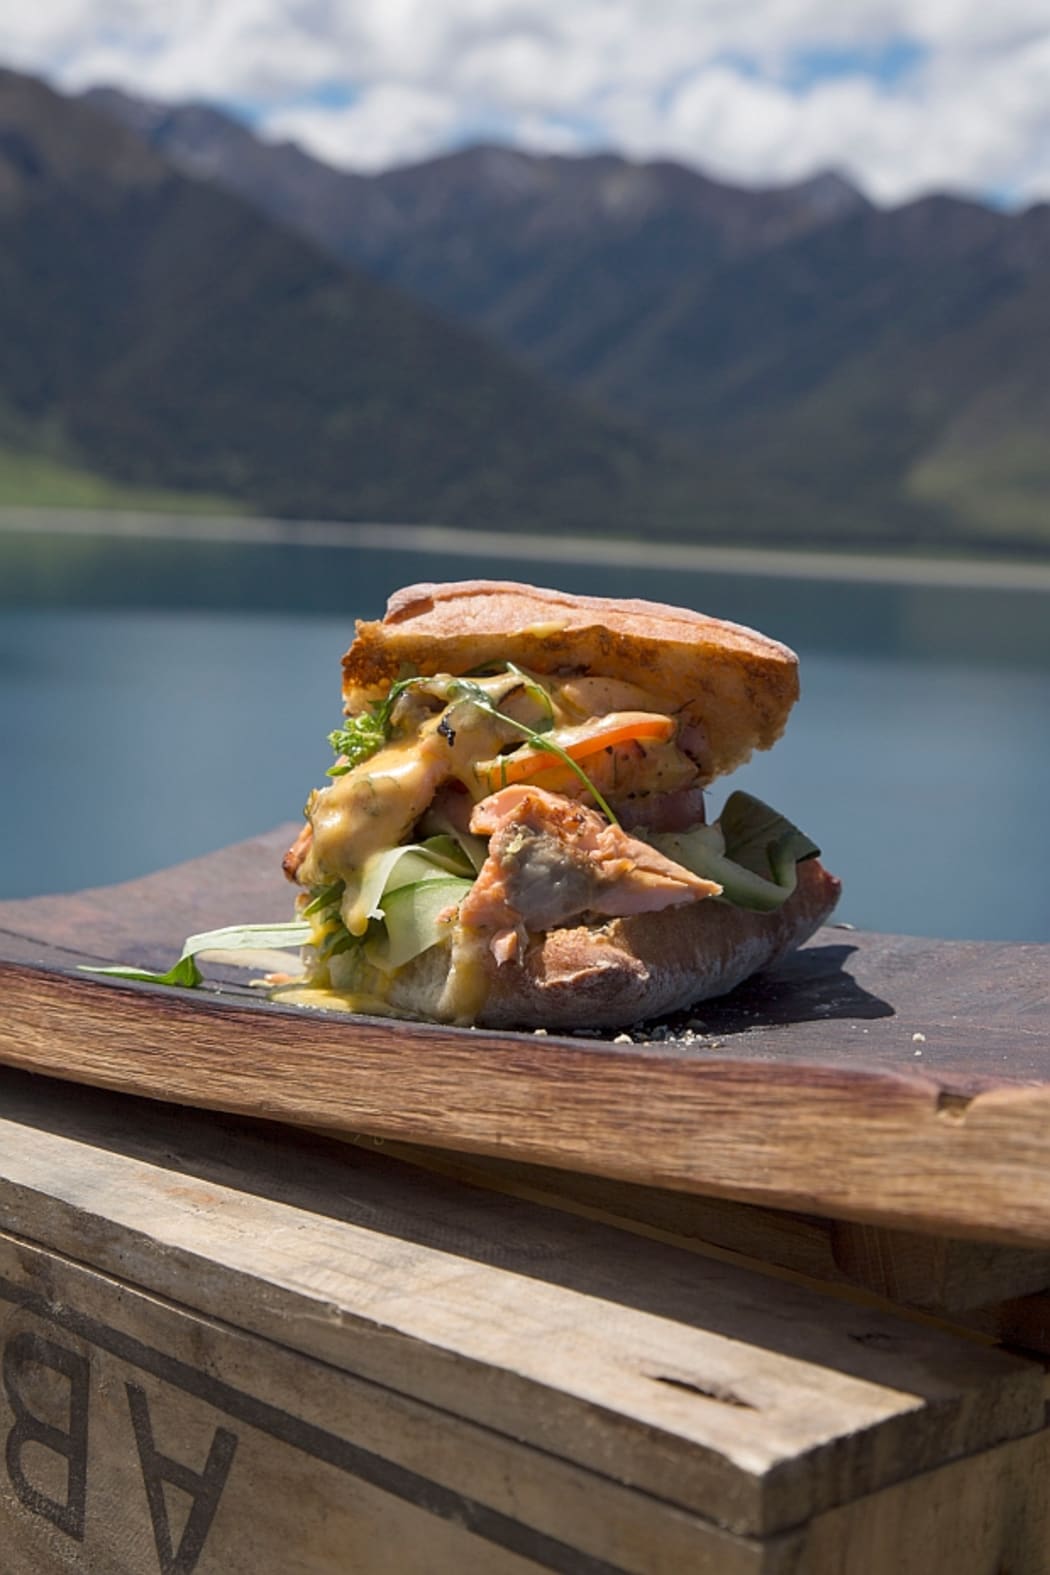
271,937,491,1026
299,688,516,891
269,983,413,1018
438,925,495,1024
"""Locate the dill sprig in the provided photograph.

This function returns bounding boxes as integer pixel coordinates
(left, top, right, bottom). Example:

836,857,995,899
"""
448,664,620,826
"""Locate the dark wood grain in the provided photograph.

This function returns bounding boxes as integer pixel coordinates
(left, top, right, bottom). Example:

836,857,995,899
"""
2,828,1050,1246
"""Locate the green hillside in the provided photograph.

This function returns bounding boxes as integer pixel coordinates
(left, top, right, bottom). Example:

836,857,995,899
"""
0,446,242,513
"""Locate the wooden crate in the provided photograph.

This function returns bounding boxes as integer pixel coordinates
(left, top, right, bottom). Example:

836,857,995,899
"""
1,1068,1048,1575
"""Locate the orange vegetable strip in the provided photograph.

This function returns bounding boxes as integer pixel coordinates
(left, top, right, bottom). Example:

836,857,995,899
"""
476,712,675,789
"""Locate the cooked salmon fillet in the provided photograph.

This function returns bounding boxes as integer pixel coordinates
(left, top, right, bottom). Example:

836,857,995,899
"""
460,785,721,957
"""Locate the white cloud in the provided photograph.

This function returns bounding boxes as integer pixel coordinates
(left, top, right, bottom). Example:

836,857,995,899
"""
3,0,1049,203
267,84,465,172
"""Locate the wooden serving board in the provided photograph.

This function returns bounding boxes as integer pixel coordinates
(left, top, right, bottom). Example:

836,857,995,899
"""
2,828,1049,1248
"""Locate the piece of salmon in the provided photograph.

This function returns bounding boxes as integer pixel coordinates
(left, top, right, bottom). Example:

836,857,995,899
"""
461,785,721,953
282,822,313,881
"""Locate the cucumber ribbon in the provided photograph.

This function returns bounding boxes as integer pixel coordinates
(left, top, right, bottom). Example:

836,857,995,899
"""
647,791,820,911
79,921,313,989
79,836,476,991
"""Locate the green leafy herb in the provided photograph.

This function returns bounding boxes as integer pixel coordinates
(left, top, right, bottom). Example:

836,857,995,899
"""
302,878,345,917
319,926,360,959
327,677,421,776
79,953,206,989
327,708,388,774
79,921,312,990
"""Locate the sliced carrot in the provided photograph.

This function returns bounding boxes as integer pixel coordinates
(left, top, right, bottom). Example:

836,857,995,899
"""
474,711,676,790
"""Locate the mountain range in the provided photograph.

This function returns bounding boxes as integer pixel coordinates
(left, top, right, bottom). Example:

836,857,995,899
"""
1,68,719,535
2,64,1047,550
86,84,1050,553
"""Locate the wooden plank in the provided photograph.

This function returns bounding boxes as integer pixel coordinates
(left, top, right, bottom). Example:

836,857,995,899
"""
795,1429,1050,1574
0,1069,1041,1541
829,1222,1050,1311
968,1291,1050,1358
342,1137,1050,1313
344,1138,852,1282
2,829,1050,1245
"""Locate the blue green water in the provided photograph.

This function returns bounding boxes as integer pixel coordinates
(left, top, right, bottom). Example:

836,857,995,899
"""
2,528,1049,942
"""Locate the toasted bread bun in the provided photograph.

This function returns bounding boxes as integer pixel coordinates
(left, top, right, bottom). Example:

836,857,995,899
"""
381,859,841,1030
343,580,799,783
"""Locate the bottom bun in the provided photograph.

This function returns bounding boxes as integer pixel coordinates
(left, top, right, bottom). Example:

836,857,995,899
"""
384,859,841,1030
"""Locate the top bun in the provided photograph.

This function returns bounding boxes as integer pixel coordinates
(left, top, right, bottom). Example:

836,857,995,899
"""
342,580,799,782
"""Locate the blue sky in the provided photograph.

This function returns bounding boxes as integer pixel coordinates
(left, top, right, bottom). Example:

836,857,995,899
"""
787,36,927,89
2,4,1047,204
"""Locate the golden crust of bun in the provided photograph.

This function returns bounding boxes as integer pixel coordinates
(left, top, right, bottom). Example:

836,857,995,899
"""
342,580,799,783
384,858,841,1030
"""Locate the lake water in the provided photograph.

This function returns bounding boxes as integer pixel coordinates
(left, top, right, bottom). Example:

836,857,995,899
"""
3,521,1049,943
